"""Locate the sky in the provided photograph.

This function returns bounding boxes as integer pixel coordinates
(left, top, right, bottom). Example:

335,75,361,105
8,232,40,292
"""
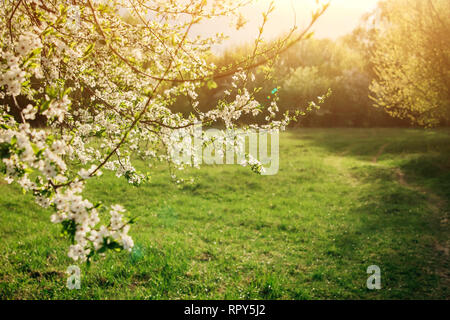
192,0,380,49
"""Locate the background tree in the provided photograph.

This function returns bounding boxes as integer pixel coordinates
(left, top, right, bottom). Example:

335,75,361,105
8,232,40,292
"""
370,0,450,127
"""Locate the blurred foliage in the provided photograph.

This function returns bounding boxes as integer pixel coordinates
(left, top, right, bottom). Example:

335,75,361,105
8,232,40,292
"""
172,34,409,127
370,0,450,127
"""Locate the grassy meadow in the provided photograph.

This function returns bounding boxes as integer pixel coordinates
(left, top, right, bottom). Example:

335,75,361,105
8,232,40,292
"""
0,128,449,300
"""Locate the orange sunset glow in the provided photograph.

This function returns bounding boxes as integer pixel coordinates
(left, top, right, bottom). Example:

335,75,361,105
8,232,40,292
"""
193,0,380,48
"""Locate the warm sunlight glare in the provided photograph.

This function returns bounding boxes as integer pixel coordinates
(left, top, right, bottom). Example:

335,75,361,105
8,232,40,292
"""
193,0,380,49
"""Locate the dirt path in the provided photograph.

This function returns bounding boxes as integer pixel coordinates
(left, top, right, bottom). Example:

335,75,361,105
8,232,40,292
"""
372,143,390,163
394,168,447,218
394,167,449,288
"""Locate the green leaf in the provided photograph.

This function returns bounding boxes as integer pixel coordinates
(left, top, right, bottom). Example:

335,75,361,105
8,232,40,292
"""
83,43,95,58
207,80,218,90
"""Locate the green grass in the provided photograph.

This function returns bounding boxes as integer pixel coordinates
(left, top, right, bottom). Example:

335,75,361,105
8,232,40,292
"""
0,128,449,300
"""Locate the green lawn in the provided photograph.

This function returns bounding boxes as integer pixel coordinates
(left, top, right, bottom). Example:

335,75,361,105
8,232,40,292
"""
0,128,449,300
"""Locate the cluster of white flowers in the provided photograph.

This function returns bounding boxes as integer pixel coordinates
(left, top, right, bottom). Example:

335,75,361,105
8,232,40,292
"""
22,104,37,120
266,101,279,121
16,32,42,57
240,154,265,174
104,156,145,186
43,95,70,123
0,106,134,262
54,186,133,262
0,32,41,97
109,205,134,251
0,53,26,97
78,165,102,180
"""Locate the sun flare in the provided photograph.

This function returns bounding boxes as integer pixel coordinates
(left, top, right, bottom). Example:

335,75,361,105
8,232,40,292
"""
193,0,380,47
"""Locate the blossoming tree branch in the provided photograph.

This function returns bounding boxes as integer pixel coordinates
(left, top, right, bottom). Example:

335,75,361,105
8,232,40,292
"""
0,0,329,263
